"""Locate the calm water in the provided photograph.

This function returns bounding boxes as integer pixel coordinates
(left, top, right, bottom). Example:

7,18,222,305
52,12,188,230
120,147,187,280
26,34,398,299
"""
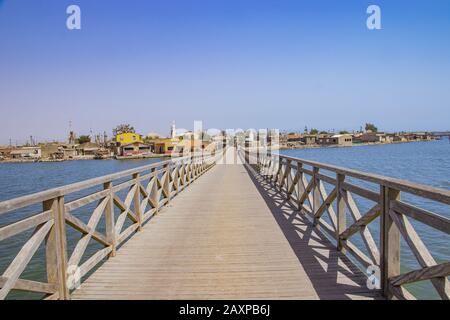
0,141,449,299
0,158,164,203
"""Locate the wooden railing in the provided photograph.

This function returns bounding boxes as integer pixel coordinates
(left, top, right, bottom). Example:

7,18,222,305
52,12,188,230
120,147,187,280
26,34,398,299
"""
0,153,217,299
248,149,449,300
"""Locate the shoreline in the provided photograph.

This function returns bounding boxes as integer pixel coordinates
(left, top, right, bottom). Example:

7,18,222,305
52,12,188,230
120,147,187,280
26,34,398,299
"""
279,139,437,151
0,139,442,164
0,154,170,164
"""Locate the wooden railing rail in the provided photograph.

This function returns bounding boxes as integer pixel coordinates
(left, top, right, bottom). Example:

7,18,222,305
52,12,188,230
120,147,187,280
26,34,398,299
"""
246,149,450,300
0,153,218,300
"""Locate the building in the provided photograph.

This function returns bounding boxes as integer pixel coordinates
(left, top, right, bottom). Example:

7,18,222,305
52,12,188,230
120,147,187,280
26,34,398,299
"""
412,132,434,141
0,147,13,160
40,143,61,158
300,135,317,145
358,132,383,143
76,142,100,157
60,144,78,158
286,133,302,142
119,142,151,156
318,134,352,147
152,138,178,154
116,132,143,146
9,147,41,159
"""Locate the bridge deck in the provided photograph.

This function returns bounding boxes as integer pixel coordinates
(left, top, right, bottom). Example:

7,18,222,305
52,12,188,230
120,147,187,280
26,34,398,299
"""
72,161,380,300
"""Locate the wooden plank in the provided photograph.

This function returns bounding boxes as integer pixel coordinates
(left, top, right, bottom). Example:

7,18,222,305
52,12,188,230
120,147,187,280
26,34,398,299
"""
341,182,379,203
389,210,449,299
133,173,143,231
104,182,116,257
0,220,53,299
44,197,69,300
389,284,416,300
380,187,401,299
0,277,57,294
390,262,450,287
68,197,109,267
65,212,109,246
391,200,450,235
314,186,337,220
336,173,346,250
316,173,337,185
79,247,113,278
0,210,52,242
341,241,373,269
340,205,380,240
64,190,109,212
343,191,380,266
117,223,139,245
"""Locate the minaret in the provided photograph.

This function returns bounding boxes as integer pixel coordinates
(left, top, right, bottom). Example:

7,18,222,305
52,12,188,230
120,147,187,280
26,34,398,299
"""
170,121,176,139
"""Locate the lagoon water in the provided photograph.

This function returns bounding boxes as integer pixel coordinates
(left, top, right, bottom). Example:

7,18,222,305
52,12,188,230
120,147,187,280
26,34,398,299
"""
0,158,164,203
0,140,448,299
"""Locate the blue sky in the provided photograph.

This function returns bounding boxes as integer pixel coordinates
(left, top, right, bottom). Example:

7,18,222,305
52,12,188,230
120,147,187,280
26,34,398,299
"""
0,0,449,144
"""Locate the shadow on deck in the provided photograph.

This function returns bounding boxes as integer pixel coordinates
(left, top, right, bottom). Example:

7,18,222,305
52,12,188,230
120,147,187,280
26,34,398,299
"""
244,164,382,300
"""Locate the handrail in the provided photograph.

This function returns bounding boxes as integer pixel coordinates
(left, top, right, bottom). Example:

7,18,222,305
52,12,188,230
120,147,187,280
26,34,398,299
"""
279,154,450,205
243,147,450,300
0,152,219,300
0,154,207,215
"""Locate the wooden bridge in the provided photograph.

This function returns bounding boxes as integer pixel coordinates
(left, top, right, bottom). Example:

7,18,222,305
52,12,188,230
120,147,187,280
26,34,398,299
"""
0,148,449,300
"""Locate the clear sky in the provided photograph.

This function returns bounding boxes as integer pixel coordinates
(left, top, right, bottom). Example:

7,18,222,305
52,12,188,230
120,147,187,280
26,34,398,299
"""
0,0,449,144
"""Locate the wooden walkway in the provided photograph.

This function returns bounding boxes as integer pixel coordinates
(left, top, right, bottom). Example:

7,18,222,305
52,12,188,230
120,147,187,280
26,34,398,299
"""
72,159,379,299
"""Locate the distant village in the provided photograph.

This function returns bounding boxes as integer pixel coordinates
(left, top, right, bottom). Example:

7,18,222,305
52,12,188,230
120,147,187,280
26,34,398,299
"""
0,122,442,162
0,122,218,162
279,123,439,149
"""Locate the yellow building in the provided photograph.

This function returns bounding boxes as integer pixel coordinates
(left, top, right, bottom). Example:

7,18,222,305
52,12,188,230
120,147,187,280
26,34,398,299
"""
153,138,178,154
116,132,142,146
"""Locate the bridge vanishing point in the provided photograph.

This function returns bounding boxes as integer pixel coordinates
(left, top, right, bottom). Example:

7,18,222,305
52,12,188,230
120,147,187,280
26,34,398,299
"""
0,148,449,300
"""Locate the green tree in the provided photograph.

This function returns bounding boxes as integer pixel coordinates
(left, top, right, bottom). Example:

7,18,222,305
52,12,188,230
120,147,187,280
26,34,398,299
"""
339,130,349,134
113,124,135,136
77,135,91,144
319,131,328,134
365,123,378,132
309,128,319,135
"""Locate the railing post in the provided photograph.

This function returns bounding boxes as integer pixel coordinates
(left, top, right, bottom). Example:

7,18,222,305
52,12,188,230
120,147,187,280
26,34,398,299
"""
173,164,179,195
104,181,116,257
380,186,401,299
312,167,320,226
256,131,259,167
285,159,292,199
163,163,170,203
133,173,143,231
336,173,346,251
44,196,69,300
245,140,250,164
296,161,305,212
150,168,159,215
189,153,194,183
